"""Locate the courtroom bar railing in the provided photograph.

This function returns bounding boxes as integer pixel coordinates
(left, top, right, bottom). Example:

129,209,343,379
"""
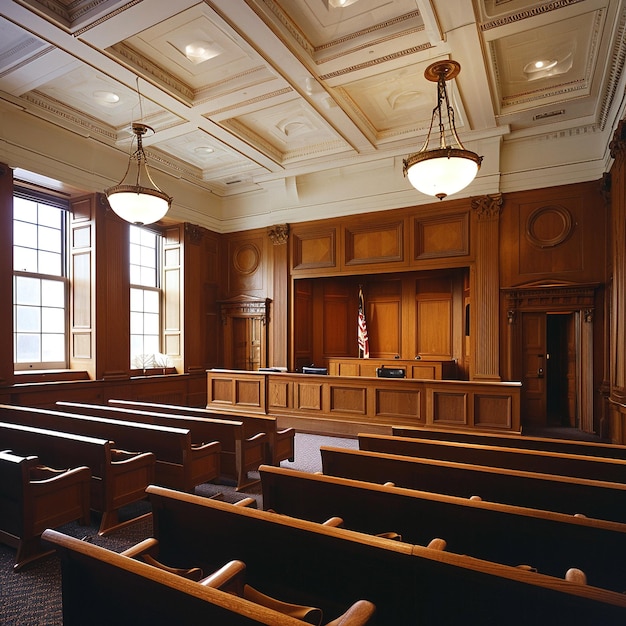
206,369,521,434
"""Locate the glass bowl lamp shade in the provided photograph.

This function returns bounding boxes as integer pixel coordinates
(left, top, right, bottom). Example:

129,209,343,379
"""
403,60,482,200
105,123,172,225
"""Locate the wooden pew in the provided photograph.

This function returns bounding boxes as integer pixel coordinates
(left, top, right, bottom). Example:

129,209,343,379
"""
320,446,626,523
0,420,154,536
42,529,326,626
57,401,268,491
358,432,626,484
137,485,626,625
260,464,626,593
391,425,626,460
0,404,218,494
0,450,91,571
108,399,296,467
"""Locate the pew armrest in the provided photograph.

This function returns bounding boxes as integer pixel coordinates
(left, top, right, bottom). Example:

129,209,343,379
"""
243,584,323,626
122,536,204,581
199,559,247,596
325,600,376,626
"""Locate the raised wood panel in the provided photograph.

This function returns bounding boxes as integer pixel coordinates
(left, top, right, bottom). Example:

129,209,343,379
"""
268,379,291,409
295,381,323,410
431,391,468,425
416,299,451,357
293,280,313,367
414,212,469,260
72,251,91,329
209,377,233,404
322,292,351,355
344,222,404,266
227,235,265,294
474,394,513,429
235,379,264,408
376,388,421,419
369,300,401,357
330,386,366,415
292,229,337,272
72,333,91,359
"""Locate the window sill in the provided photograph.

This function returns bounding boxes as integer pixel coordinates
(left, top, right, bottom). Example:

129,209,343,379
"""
13,370,91,384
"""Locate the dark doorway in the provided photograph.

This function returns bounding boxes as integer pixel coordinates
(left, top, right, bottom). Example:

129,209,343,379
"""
546,313,576,427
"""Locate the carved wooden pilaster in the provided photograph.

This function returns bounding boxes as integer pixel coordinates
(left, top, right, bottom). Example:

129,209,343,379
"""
471,194,503,380
609,118,626,160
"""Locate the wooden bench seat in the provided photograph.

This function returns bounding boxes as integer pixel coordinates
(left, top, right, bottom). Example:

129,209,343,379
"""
0,450,91,570
42,528,329,626
260,464,626,593
320,446,626,523
391,425,626,460
57,401,268,491
0,420,154,536
108,399,296,467
132,484,626,625
358,432,626,484
0,403,218,494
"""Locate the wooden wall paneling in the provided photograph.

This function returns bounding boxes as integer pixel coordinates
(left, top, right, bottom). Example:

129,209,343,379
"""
322,285,352,357
183,224,221,372
366,278,402,359
95,196,130,380
0,164,13,386
69,195,95,379
290,225,337,274
292,279,313,371
225,230,267,297
343,218,407,269
163,226,182,373
415,275,453,359
499,181,606,289
412,205,470,263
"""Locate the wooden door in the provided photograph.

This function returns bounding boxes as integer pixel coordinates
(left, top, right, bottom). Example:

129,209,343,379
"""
231,317,263,371
522,312,547,424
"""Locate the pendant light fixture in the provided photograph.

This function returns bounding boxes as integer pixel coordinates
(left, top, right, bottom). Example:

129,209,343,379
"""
403,60,482,200
105,81,172,225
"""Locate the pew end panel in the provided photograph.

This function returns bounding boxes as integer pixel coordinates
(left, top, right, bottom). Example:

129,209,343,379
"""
0,450,91,570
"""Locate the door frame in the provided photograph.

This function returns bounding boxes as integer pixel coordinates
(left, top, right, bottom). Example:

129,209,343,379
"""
503,284,596,433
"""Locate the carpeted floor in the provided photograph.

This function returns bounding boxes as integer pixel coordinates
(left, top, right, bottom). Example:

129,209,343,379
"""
0,433,357,626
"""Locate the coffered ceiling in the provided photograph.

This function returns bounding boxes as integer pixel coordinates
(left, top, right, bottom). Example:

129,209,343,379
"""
0,0,624,231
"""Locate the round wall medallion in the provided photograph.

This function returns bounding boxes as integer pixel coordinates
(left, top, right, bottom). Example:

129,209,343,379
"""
233,243,260,274
525,205,573,248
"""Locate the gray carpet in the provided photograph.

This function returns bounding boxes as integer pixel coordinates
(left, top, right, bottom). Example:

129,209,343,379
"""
0,433,356,626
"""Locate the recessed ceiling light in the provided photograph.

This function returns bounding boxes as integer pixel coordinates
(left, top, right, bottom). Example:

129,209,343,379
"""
185,41,221,64
93,90,120,105
523,59,558,74
194,146,214,155
328,0,360,7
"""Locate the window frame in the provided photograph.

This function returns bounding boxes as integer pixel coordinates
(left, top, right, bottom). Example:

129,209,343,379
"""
12,186,70,371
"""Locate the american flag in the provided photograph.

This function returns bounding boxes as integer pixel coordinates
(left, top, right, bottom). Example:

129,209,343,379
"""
358,286,370,358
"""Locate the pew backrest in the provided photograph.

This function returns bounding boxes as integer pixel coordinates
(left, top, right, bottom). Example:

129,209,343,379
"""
57,401,265,489
358,432,626,484
108,399,295,466
391,425,626,460
260,464,626,593
145,484,626,625
320,445,626,523
0,403,212,494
